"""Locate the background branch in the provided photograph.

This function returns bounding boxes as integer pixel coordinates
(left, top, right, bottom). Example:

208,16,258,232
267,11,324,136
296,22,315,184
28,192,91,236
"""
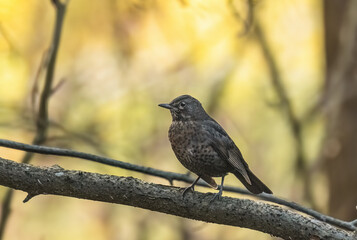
228,0,254,36
0,1,69,239
253,22,314,207
0,138,355,231
0,157,354,240
227,0,315,208
0,22,19,55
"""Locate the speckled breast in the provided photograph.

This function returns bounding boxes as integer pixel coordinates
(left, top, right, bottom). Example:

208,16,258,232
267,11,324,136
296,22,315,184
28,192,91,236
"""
168,120,231,177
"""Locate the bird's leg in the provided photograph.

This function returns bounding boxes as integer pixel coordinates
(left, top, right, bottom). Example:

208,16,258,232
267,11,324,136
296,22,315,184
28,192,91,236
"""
182,176,200,197
210,176,225,202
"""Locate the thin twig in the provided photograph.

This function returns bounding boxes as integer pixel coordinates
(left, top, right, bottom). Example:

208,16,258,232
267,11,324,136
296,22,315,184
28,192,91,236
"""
34,1,67,145
48,120,107,155
31,50,49,119
0,138,355,231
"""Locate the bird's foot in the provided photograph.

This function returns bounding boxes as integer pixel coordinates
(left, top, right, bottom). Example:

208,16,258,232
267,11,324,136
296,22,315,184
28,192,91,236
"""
209,191,223,202
209,183,224,203
182,186,194,198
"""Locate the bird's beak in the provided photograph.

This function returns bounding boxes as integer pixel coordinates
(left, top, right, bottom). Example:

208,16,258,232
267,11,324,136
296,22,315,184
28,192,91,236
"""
158,103,173,110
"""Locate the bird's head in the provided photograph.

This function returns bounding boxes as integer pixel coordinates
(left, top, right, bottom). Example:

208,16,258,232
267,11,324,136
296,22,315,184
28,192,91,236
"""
159,95,209,121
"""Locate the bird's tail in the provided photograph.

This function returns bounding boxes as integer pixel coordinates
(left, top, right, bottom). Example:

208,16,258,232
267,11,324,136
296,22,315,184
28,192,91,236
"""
233,169,272,194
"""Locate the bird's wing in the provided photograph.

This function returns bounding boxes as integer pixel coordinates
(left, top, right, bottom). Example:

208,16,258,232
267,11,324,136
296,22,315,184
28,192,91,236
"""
201,119,251,185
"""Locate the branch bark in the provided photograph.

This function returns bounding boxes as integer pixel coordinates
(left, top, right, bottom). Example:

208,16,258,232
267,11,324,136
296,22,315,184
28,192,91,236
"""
0,138,355,231
0,157,354,240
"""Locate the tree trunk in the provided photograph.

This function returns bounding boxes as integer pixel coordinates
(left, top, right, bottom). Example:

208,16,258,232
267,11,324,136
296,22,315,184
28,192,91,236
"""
323,0,357,221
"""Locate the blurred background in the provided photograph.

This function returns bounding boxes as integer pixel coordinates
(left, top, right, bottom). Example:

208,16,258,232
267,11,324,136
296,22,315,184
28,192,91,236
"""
0,0,356,239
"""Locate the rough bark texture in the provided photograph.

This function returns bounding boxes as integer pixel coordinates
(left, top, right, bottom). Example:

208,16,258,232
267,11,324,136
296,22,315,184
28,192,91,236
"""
323,0,357,221
0,157,354,240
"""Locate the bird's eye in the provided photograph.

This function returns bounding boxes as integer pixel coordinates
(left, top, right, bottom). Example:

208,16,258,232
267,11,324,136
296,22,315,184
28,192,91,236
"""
179,102,186,109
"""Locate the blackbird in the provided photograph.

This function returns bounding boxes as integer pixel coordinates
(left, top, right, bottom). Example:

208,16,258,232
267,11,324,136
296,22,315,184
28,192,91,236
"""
159,95,272,200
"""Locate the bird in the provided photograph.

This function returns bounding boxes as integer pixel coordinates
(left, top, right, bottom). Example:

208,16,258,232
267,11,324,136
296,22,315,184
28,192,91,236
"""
159,95,272,200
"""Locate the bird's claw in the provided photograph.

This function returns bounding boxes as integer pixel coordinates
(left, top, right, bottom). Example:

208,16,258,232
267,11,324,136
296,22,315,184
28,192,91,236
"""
182,186,194,198
209,192,222,203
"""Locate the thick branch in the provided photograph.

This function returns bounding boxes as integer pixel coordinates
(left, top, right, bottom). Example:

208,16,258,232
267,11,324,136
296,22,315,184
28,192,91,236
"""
0,158,354,240
0,138,355,231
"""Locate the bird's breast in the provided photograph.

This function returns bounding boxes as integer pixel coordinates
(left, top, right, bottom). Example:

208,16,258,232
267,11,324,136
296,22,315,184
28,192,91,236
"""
168,121,219,146
168,120,230,177
168,121,202,147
